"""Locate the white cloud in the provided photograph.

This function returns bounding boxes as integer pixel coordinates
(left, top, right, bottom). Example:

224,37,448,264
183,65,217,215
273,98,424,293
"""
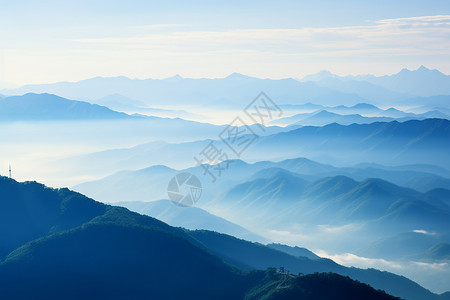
413,229,437,235
266,229,310,241
74,14,450,57
318,223,360,233
315,250,404,270
412,261,449,271
314,250,450,294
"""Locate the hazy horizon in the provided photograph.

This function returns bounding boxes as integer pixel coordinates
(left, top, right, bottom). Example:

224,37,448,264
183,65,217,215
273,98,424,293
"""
0,65,448,89
1,0,450,87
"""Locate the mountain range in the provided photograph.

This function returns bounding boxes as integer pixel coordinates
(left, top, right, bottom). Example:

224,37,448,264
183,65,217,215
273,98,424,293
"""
1,66,450,299
72,155,450,290
0,92,212,125
73,155,450,208
1,176,449,300
2,66,450,109
301,66,450,98
251,118,450,168
355,232,447,261
0,74,366,107
206,172,450,241
271,108,449,127
0,93,132,121
66,118,450,186
275,110,397,126
89,93,203,119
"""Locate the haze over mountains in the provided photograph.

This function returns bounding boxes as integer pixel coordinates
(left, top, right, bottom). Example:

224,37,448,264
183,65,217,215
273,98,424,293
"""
0,93,132,121
4,0,450,296
2,66,450,109
0,74,368,107
1,66,450,298
253,118,450,168
74,157,450,203
61,118,450,183
2,176,449,300
66,117,450,294
73,157,450,255
271,107,449,127
301,66,450,98
115,200,267,243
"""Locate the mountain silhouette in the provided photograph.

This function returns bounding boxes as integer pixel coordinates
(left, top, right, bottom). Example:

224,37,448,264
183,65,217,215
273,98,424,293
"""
301,66,450,97
255,119,450,168
0,93,132,121
0,74,370,107
214,173,450,235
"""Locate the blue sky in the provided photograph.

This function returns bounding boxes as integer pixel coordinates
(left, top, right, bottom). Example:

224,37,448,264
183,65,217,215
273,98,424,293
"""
1,0,450,86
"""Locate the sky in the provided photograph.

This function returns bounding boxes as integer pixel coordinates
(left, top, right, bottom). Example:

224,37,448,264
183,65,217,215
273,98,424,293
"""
1,0,450,87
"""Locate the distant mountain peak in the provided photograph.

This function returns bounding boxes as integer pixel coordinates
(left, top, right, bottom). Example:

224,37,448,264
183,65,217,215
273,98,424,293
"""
312,110,338,117
398,67,412,74
22,92,56,98
316,70,334,76
385,107,401,112
165,74,183,81
351,103,379,110
224,72,254,80
397,65,442,75
300,70,338,82
139,164,176,173
417,65,430,72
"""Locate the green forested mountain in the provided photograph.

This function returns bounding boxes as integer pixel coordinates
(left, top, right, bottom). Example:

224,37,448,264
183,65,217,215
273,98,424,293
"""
0,176,446,300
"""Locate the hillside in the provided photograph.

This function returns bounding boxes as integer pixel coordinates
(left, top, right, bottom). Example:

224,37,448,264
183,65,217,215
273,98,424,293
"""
0,93,132,121
211,173,450,234
1,177,448,299
116,200,267,243
0,176,408,300
267,243,320,260
253,119,450,168
245,271,398,300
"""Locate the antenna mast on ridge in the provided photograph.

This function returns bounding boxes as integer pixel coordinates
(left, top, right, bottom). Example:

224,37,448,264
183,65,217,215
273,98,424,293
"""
9,165,11,178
